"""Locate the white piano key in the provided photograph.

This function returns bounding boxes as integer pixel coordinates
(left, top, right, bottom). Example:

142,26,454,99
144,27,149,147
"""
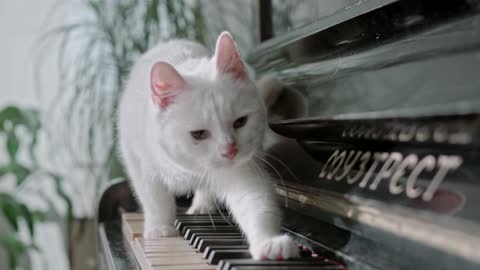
147,255,205,266
151,264,215,270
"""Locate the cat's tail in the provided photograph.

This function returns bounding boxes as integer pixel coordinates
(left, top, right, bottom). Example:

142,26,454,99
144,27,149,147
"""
256,74,308,122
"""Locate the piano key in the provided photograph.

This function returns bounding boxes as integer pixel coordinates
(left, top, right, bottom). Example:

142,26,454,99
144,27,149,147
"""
230,266,344,270
184,227,240,240
194,237,244,250
190,233,244,245
175,215,231,221
203,245,249,259
144,251,199,258
182,225,237,235
207,249,251,265
151,264,216,270
143,245,194,253
197,239,248,252
177,221,233,233
174,216,230,226
192,236,245,250
147,255,206,266
140,238,195,246
122,220,143,240
218,258,335,270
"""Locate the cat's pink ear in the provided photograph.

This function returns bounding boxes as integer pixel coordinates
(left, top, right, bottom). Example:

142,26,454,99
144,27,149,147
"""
214,32,247,80
150,62,186,109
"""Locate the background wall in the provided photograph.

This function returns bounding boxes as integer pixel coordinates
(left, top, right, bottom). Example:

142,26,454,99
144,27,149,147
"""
0,1,70,269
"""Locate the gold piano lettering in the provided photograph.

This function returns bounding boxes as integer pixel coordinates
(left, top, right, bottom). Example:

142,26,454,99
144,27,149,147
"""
318,150,463,201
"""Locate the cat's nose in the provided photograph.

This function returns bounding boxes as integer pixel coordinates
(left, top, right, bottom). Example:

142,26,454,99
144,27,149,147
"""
222,143,238,160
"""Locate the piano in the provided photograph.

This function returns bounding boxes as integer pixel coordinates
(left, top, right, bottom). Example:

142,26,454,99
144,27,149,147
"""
97,0,480,269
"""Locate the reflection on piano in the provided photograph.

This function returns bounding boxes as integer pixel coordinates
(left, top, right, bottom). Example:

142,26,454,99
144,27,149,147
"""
97,0,480,269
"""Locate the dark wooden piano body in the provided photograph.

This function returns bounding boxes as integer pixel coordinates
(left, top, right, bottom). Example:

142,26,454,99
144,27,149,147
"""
97,0,480,269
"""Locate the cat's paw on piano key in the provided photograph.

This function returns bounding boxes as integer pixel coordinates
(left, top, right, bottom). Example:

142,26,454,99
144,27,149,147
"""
250,234,300,260
144,225,179,238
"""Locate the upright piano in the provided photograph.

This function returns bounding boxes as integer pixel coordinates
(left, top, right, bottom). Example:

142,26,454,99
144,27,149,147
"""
97,0,480,269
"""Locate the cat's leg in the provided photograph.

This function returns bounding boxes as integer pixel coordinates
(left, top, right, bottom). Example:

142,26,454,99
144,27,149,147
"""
123,149,177,238
186,189,217,215
136,178,178,238
218,167,299,260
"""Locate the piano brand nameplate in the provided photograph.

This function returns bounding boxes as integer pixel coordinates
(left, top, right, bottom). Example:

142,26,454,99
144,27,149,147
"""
317,147,463,202
269,113,480,221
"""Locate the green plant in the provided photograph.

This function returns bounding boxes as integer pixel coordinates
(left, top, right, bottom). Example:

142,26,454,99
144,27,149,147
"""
0,106,73,270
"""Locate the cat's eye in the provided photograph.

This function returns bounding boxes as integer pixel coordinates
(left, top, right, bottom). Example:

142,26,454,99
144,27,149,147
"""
233,116,248,129
190,130,210,140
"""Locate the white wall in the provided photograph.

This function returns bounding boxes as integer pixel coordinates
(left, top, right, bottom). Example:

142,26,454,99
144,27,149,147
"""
0,1,72,269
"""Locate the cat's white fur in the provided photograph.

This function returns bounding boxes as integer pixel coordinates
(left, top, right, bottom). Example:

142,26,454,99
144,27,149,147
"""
117,32,299,260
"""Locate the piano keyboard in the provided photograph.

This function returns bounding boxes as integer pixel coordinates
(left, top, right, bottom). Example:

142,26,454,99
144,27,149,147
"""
122,213,346,270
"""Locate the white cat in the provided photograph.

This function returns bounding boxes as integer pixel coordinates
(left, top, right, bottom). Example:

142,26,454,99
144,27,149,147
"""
117,32,299,260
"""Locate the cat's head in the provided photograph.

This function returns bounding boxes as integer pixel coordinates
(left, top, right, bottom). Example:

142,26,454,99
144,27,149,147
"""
149,32,266,174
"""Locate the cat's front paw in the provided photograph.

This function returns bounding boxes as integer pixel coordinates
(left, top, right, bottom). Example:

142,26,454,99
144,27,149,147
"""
250,235,300,260
144,225,178,239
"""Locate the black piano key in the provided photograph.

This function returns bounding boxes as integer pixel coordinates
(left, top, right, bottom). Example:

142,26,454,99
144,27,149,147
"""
193,235,245,249
177,220,233,233
175,217,232,224
184,227,239,240
207,249,251,265
190,233,243,245
181,225,237,237
219,259,335,270
203,245,249,259
198,239,248,252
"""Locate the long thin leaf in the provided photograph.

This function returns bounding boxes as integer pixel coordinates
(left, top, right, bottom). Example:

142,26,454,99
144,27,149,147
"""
0,235,28,270
0,195,19,231
18,203,35,237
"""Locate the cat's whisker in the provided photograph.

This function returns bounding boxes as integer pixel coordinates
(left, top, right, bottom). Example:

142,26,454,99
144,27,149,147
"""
257,151,300,210
213,197,233,226
198,169,218,230
204,170,232,227
250,159,281,210
258,151,299,182
254,154,288,208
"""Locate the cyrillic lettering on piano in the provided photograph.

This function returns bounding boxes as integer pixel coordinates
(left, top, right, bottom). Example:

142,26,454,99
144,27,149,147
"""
318,150,463,201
